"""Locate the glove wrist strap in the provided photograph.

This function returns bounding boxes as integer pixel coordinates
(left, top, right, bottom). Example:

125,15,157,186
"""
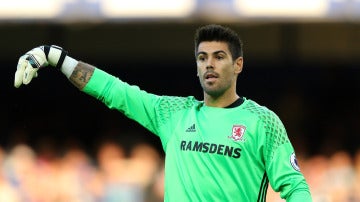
43,45,77,78
44,45,68,69
56,49,68,69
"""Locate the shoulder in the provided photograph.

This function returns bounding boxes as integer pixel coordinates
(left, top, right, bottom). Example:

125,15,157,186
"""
157,95,201,111
155,96,201,126
243,99,276,117
242,99,282,125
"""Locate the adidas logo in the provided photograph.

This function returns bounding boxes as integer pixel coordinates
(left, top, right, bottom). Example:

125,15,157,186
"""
185,124,196,132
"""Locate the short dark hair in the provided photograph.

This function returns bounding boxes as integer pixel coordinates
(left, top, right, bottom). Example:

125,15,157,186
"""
194,24,243,60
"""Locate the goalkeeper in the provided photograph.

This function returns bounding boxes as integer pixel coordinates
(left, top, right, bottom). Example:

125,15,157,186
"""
14,24,312,202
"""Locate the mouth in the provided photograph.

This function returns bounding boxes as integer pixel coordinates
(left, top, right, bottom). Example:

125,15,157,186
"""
204,72,219,82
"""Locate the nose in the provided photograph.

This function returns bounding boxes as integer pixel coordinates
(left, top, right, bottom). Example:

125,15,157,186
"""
206,58,215,70
206,65,214,70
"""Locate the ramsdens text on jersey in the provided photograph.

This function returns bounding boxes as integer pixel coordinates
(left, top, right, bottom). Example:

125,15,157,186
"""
180,141,241,158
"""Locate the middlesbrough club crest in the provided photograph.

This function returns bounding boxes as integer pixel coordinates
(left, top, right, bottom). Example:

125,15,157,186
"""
228,125,246,142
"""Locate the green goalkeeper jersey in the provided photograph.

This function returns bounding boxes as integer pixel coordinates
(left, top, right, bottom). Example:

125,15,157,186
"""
83,68,312,202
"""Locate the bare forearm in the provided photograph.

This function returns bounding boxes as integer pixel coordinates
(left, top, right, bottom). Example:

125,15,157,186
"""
69,61,95,90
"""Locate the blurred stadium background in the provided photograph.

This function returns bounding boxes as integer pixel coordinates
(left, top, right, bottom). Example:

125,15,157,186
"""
1,0,360,201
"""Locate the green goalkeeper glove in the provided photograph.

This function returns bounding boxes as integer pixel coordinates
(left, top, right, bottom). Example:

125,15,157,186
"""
14,45,68,88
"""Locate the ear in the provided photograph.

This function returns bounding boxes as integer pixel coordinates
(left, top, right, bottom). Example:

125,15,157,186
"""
234,57,243,74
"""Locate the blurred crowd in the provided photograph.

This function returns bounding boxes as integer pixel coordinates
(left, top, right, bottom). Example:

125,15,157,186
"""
267,150,360,202
0,141,164,202
0,141,360,202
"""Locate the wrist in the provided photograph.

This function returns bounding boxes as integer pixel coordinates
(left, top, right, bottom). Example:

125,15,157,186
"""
60,56,78,78
43,45,77,78
46,45,68,68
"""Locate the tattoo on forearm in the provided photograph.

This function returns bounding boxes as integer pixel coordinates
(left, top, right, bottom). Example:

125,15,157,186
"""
69,61,95,90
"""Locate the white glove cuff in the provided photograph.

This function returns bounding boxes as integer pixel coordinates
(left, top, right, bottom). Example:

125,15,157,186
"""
61,56,78,79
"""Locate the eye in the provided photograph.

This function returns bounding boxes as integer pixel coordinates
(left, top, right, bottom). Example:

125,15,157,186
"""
197,55,206,62
216,55,224,60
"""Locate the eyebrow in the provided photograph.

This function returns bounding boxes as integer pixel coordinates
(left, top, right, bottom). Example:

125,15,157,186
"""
196,50,228,57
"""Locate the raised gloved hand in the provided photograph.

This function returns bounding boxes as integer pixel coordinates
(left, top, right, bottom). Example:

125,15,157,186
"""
14,45,68,88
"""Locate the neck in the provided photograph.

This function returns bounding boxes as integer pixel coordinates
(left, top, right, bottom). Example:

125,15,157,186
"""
204,92,240,108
